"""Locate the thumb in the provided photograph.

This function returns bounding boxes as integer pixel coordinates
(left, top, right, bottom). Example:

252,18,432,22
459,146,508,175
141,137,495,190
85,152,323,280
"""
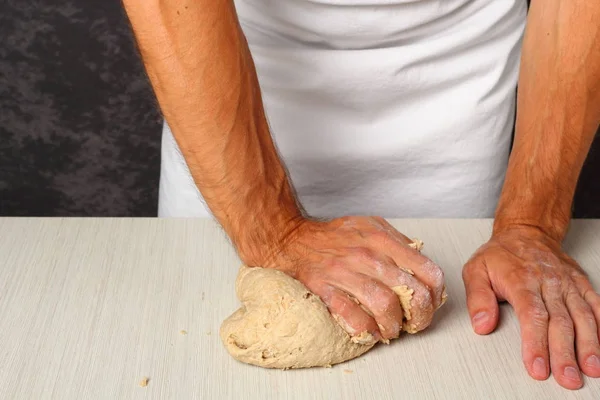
462,258,499,335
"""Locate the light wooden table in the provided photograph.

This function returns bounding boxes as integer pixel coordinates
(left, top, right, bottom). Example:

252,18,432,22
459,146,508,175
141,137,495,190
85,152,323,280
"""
1,218,599,399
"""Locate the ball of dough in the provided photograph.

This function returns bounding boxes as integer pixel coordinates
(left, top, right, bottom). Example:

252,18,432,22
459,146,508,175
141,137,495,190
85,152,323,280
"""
220,266,375,369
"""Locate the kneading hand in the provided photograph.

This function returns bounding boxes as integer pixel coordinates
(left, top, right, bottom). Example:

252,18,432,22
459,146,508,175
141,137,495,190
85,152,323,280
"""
261,216,446,343
463,225,600,389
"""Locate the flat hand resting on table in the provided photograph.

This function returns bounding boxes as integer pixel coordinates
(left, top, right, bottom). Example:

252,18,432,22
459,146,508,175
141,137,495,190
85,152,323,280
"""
464,225,600,390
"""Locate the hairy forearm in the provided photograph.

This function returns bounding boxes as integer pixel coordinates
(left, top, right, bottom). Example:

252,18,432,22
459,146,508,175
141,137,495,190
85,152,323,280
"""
122,0,303,264
494,0,600,241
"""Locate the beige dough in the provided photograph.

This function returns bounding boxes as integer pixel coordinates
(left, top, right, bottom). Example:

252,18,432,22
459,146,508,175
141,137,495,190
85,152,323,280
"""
220,265,418,369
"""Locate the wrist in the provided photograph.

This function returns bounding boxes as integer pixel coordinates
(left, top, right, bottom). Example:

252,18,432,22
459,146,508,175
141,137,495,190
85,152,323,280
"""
494,160,573,243
212,174,308,267
234,207,307,268
493,209,570,243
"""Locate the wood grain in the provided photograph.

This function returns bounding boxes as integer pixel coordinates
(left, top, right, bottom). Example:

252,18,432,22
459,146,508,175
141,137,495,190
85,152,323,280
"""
0,218,599,399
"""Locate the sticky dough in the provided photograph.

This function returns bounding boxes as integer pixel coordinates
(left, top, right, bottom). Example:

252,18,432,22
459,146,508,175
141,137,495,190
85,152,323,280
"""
220,265,418,369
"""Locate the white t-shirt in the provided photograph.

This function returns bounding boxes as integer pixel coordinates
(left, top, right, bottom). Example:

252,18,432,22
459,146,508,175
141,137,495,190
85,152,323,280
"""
158,0,528,218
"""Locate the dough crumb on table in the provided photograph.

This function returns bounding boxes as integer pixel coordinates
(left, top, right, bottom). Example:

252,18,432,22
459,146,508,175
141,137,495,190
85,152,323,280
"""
179,330,187,335
220,238,443,370
139,377,149,387
343,369,353,374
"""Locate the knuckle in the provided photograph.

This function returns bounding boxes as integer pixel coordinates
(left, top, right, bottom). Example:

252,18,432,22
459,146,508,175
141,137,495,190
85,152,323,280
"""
522,338,547,350
462,258,485,277
351,247,375,261
527,306,549,325
551,313,574,332
586,291,600,306
579,312,597,329
516,287,542,304
573,293,594,314
558,351,576,361
517,286,538,299
379,290,399,310
432,272,445,292
462,262,476,279
370,230,390,243
569,267,589,280
328,258,346,271
577,338,600,349
510,267,537,285
435,268,445,282
543,271,562,285
469,287,492,298
411,288,434,315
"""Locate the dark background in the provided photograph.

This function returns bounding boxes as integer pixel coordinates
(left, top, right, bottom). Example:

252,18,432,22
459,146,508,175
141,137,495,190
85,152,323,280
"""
0,1,598,217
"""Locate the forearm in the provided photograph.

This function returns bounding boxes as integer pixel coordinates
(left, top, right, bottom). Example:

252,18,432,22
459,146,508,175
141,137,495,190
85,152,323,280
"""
494,0,600,241
122,0,303,264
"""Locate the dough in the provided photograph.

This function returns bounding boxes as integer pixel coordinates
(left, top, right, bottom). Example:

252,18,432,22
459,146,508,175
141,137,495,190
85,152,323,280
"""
220,266,374,369
220,266,418,369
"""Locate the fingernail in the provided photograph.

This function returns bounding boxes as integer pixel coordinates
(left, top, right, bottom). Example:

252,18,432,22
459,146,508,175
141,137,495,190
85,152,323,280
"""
472,312,488,329
586,355,600,368
532,357,546,377
563,366,581,381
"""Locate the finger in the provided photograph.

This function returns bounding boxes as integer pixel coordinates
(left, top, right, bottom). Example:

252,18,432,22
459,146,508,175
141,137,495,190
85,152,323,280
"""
584,290,600,338
319,285,381,344
584,290,600,371
371,218,426,255
572,273,600,338
369,217,414,246
369,230,445,309
542,281,582,389
368,217,446,309
571,272,600,376
462,258,499,335
349,249,434,333
330,268,404,340
565,289,600,378
505,287,550,381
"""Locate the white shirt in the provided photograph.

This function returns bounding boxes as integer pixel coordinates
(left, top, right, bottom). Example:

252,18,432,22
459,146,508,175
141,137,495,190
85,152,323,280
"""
158,0,528,218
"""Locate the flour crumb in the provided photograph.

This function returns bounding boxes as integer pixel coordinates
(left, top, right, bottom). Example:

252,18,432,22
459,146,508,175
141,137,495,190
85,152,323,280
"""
179,330,188,335
139,377,149,387
351,331,375,345
409,239,424,252
343,369,353,374
206,331,212,336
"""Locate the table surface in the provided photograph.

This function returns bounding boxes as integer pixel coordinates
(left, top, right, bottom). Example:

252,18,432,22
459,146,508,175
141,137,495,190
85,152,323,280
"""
1,218,599,400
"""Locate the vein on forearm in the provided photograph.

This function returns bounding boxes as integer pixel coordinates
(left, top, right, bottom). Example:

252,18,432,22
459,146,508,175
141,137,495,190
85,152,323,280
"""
495,0,600,241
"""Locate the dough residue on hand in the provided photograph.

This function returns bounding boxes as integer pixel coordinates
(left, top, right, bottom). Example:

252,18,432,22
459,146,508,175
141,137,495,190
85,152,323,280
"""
391,285,417,333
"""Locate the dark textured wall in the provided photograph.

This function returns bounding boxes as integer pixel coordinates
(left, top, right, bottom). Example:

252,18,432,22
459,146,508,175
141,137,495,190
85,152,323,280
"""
0,1,598,217
0,1,161,216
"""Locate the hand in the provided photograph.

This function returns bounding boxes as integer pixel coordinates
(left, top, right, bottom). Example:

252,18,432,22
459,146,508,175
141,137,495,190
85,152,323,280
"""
463,225,600,389
260,216,446,343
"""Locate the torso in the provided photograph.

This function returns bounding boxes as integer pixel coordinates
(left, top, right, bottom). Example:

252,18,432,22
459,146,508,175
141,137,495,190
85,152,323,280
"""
159,0,528,218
